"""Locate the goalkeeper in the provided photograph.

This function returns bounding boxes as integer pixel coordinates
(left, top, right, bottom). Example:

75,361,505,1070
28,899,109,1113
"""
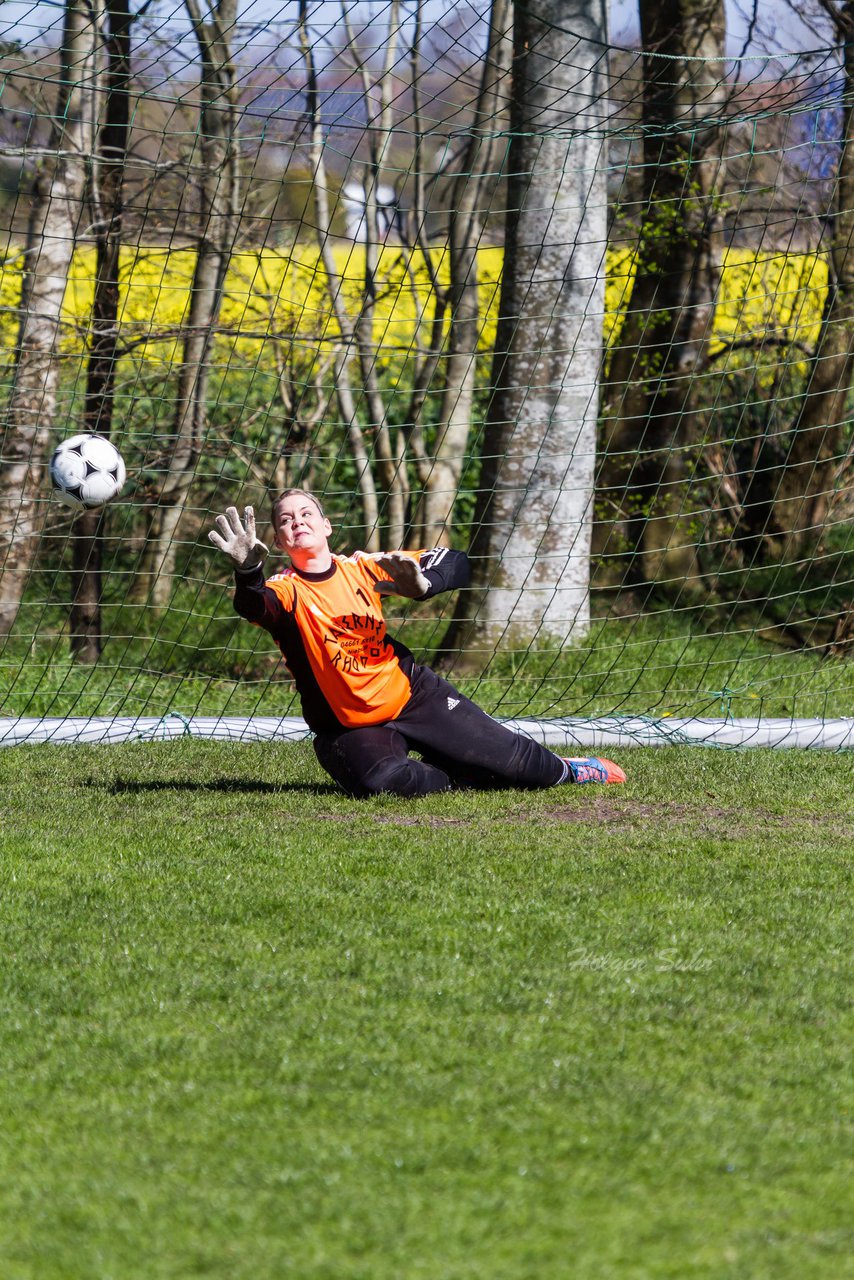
209,491,626,797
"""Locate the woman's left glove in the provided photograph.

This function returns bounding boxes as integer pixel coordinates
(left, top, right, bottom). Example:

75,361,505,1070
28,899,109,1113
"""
369,551,430,599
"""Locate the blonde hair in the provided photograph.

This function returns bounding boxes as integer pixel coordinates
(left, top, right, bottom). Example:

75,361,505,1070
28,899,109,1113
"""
271,488,327,531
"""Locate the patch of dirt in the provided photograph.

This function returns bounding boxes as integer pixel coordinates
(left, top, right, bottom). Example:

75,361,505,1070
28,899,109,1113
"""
374,815,469,828
545,800,744,825
540,800,841,833
285,802,848,835
308,812,468,828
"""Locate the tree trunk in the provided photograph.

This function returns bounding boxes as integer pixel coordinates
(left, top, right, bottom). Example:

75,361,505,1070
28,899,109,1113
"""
443,0,609,669
72,0,133,663
414,0,513,549
296,0,379,545
347,2,408,547
598,0,727,589
139,0,240,607
0,0,98,637
752,7,854,560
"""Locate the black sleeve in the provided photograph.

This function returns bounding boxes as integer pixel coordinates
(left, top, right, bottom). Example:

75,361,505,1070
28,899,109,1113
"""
233,565,288,629
418,548,470,599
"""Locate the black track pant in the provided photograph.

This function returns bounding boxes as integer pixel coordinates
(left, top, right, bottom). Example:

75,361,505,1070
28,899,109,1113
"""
313,662,566,798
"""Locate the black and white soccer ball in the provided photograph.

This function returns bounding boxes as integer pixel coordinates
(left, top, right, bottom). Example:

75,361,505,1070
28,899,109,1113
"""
49,434,126,509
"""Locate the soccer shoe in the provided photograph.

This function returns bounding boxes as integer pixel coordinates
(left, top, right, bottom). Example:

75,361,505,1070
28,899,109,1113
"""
561,756,626,785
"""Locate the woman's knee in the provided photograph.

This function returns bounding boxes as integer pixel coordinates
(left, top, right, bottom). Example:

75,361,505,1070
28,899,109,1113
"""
313,729,449,798
362,756,449,798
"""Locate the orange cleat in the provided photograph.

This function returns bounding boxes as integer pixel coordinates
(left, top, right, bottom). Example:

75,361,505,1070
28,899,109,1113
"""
561,756,626,785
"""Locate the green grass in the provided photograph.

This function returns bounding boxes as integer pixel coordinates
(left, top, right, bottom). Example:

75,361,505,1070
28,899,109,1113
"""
1,741,852,1279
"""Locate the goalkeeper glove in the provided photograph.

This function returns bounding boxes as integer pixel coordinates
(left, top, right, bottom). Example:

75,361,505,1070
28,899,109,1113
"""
208,505,269,572
370,551,431,599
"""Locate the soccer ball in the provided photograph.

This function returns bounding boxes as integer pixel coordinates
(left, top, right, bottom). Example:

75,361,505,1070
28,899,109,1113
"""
49,434,126,509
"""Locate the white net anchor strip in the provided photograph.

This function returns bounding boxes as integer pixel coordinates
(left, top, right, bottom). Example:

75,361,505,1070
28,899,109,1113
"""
1,715,853,750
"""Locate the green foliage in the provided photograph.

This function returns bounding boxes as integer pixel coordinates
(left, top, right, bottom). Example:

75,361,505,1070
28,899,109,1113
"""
4,581,854,721
2,241,852,717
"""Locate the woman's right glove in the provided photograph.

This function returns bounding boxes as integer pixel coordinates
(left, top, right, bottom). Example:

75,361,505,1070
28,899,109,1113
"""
208,506,269,572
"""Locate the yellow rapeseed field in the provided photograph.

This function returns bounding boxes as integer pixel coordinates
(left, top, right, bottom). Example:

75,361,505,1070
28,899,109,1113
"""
0,243,828,372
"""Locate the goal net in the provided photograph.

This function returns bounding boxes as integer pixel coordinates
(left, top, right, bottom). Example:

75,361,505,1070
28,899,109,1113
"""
1,0,852,749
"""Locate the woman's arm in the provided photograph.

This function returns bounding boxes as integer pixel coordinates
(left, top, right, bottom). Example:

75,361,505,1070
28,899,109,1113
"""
208,505,291,627
232,564,290,628
365,548,471,600
417,548,471,599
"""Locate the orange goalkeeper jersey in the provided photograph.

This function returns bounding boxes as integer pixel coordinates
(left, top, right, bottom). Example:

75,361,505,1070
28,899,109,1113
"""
233,548,469,732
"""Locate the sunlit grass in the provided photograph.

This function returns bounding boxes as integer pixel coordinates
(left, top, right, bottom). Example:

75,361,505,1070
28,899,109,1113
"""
0,740,851,1278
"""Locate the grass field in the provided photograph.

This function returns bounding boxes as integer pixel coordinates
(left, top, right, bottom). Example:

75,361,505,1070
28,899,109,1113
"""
1,740,852,1279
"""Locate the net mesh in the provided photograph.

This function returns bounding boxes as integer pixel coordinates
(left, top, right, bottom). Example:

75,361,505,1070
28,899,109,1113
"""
0,0,852,740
